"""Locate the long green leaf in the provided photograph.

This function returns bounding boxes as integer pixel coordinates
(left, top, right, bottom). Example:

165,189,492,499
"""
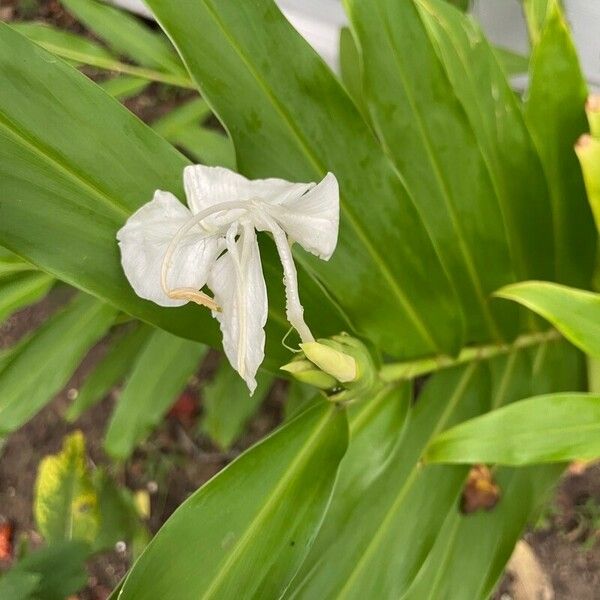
10,21,115,63
61,0,185,76
496,280,600,357
524,0,596,287
151,97,212,138
118,401,348,599
287,338,584,598
345,0,523,342
200,360,273,450
104,329,207,459
426,393,600,465
145,0,464,359
100,75,149,100
0,294,116,434
414,0,561,288
172,127,236,169
0,272,53,323
66,323,153,421
1,25,338,365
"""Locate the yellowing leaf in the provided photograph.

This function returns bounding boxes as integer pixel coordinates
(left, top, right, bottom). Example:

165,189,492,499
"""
34,431,99,545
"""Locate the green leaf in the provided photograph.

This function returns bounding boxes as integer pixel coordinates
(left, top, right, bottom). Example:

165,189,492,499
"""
338,27,368,120
493,46,529,76
286,338,584,598
0,571,40,600
10,21,115,64
415,0,565,287
8,21,191,87
0,24,341,365
523,0,553,43
34,431,99,544
346,0,534,342
66,323,152,421
151,97,212,138
0,294,116,434
200,361,273,450
145,0,464,359
400,465,561,600
11,541,88,600
104,329,207,459
100,75,149,100
92,470,146,553
0,247,38,278
0,272,53,323
426,393,600,465
118,401,348,599
172,127,236,169
496,281,600,357
524,0,596,287
61,0,185,76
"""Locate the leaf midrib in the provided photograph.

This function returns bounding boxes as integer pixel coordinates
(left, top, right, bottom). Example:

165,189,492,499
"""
199,406,336,599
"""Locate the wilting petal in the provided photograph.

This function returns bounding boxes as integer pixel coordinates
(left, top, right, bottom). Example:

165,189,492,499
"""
207,222,268,393
117,191,218,307
184,165,313,225
265,172,339,260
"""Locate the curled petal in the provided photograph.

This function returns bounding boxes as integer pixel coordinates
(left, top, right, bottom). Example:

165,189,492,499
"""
208,222,268,393
184,165,313,225
265,172,339,260
117,191,218,307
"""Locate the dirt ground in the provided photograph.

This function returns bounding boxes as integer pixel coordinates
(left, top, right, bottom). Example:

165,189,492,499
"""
1,1,600,599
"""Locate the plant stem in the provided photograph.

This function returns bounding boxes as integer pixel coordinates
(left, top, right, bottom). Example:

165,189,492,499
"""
379,329,561,382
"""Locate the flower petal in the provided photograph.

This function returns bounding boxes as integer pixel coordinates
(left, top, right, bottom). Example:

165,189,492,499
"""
265,172,339,260
117,191,218,307
184,165,313,217
207,222,268,393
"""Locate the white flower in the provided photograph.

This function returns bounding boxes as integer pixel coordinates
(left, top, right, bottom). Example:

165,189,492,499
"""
117,165,339,393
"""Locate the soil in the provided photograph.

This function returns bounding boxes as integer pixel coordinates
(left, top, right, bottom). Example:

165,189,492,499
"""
1,1,600,599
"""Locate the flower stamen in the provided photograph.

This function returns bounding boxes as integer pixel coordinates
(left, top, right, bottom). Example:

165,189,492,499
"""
160,200,250,309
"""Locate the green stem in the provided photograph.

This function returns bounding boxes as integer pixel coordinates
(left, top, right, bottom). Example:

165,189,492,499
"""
379,329,561,382
38,43,196,89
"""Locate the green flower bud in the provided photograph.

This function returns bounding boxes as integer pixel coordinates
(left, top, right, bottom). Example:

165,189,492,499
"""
280,358,338,390
299,341,357,383
282,333,380,403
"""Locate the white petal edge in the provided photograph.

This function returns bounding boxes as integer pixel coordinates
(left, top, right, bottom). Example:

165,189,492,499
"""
183,165,314,218
265,172,339,260
117,191,218,307
207,221,268,393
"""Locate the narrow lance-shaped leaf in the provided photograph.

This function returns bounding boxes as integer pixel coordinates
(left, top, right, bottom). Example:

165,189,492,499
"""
524,0,596,287
415,0,559,286
200,360,274,450
104,329,207,459
118,401,348,600
0,272,54,324
66,323,153,422
61,0,185,76
426,393,600,466
496,280,600,358
345,0,522,342
0,293,116,434
145,0,464,359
